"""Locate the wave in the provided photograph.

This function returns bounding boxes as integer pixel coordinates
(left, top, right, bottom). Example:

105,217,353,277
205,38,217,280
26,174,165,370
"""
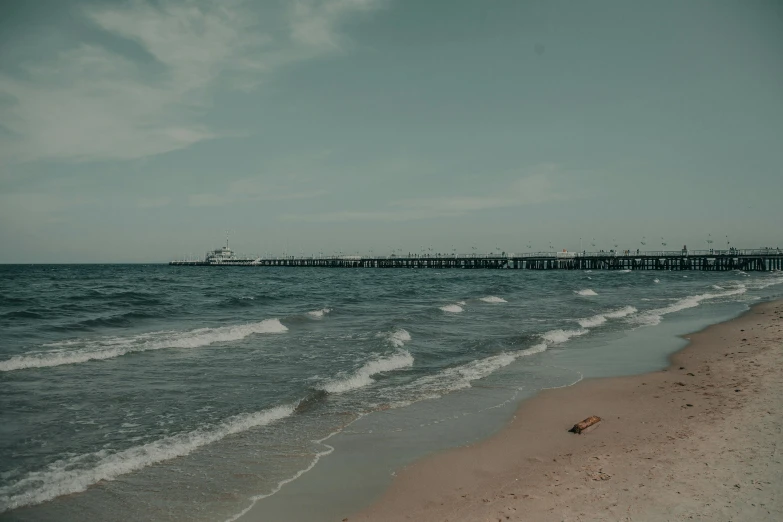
294,389,329,414
604,305,637,319
574,289,597,296
541,328,588,344
306,308,331,319
0,405,295,512
55,311,158,331
396,343,548,400
633,286,747,326
577,314,606,328
221,296,257,308
0,319,288,372
479,296,507,303
654,279,660,283
440,304,464,313
619,269,631,273
747,275,783,290
577,305,637,328
320,351,414,394
378,328,411,348
0,310,45,320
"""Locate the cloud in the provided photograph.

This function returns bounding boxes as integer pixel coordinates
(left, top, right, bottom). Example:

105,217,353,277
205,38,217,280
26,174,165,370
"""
188,178,328,207
138,196,172,208
281,168,578,222
0,0,382,163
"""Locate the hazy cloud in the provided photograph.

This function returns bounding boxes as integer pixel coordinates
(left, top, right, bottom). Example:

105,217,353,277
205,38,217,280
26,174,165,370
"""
0,0,383,163
137,196,172,208
280,168,580,222
189,178,328,207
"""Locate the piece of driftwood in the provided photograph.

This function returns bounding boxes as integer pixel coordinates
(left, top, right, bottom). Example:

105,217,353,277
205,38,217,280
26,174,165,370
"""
569,415,601,434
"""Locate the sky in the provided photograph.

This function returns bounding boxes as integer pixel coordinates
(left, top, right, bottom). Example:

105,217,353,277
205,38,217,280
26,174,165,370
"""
0,0,781,263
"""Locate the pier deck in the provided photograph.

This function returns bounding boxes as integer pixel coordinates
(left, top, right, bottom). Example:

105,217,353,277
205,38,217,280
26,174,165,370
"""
170,249,783,271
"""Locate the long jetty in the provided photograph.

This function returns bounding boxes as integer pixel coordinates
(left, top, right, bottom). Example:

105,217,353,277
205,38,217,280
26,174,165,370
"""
170,249,783,271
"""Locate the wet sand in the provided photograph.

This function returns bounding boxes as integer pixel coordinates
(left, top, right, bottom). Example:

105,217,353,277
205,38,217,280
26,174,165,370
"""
349,300,783,521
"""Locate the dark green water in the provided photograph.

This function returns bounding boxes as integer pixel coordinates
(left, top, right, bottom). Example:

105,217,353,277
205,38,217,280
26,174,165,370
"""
1,265,781,521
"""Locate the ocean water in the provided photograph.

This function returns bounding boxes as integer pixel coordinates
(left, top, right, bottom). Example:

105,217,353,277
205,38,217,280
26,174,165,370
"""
1,265,782,521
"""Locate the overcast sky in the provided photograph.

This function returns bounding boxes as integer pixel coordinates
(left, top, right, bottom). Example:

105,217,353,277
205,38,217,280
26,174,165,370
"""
1,0,781,262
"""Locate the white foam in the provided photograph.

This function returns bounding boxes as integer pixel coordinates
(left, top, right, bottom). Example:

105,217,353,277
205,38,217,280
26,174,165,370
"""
321,351,414,394
440,304,464,313
541,328,588,344
306,308,331,319
712,285,724,290
0,405,295,512
0,319,288,372
574,289,598,296
633,286,747,327
384,328,411,348
479,296,507,303
653,279,660,283
620,269,631,273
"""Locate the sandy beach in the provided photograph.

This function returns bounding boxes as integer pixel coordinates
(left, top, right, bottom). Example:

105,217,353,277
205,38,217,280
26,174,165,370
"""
349,300,783,522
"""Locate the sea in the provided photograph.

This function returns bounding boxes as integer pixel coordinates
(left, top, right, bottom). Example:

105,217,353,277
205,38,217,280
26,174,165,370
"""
1,265,782,521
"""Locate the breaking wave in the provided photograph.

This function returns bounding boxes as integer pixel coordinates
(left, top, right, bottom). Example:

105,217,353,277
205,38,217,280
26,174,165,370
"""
0,319,288,372
307,308,332,319
574,289,597,296
379,328,412,348
541,329,588,344
320,351,414,394
633,286,747,326
0,405,295,512
577,306,637,328
479,296,507,303
578,314,607,328
605,305,637,319
440,304,464,313
394,343,548,400
747,275,783,290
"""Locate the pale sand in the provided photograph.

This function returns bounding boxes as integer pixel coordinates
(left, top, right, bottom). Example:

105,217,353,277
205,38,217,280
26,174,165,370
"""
349,300,783,521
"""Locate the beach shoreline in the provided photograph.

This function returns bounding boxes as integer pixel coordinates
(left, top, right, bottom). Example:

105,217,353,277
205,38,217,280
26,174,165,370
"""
348,300,783,521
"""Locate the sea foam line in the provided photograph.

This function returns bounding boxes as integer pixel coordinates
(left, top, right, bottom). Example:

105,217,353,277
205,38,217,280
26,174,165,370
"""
0,405,295,513
223,415,369,522
0,319,288,372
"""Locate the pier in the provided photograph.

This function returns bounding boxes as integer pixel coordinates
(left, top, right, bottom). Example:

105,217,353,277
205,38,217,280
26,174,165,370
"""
170,249,783,271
